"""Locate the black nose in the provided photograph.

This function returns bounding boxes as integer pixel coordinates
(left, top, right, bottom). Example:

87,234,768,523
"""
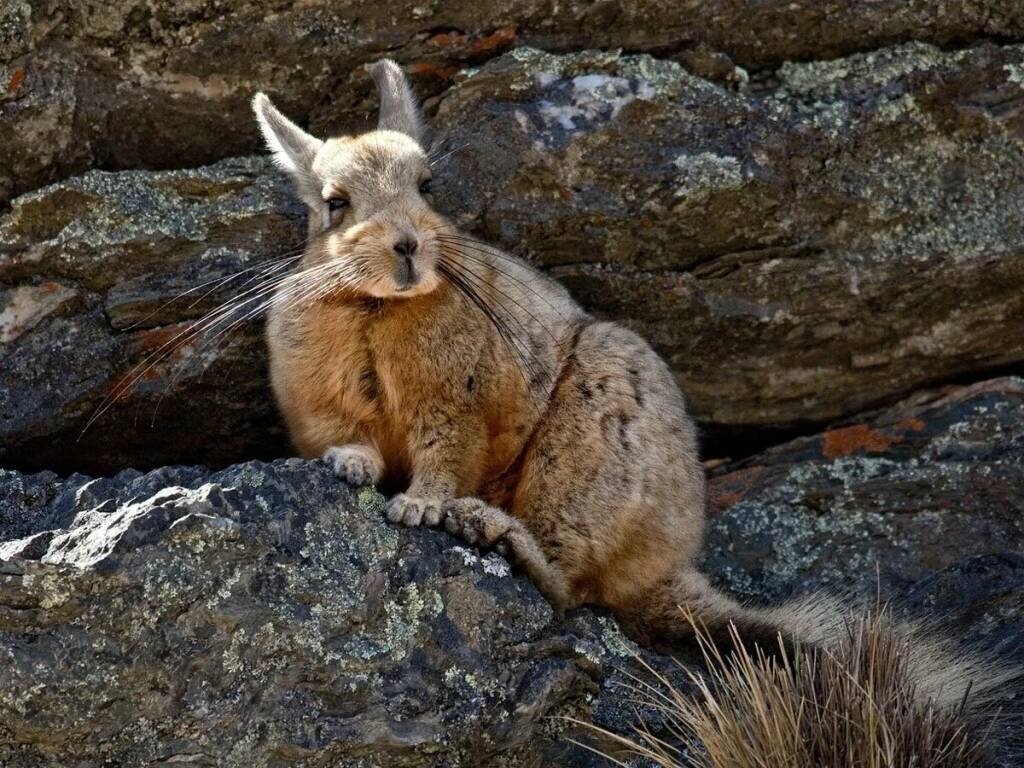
394,238,418,257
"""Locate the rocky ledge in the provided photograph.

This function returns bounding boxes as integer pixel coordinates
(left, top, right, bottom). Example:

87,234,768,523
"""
1,377,1022,766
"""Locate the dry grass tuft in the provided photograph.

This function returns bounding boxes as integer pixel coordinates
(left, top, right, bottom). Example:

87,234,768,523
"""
575,609,1009,768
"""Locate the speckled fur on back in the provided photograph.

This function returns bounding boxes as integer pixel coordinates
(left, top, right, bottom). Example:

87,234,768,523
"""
252,60,1015,734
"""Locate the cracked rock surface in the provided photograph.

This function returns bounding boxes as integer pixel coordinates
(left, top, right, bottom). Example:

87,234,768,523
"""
0,459,673,767
2,1,1022,207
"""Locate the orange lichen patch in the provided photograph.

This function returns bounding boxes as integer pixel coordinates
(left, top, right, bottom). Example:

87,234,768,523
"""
408,61,458,79
896,417,926,432
706,465,768,515
470,26,517,54
822,424,894,460
426,31,468,47
8,67,25,95
132,322,198,354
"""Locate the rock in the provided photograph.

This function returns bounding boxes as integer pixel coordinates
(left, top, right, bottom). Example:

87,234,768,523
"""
433,44,1024,446
0,378,1022,764
2,2,1022,208
8,42,1024,472
704,376,1024,653
0,156,304,474
0,458,684,767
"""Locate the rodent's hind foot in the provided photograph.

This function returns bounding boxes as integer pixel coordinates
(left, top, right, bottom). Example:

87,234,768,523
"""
323,444,383,487
386,493,444,527
443,497,512,548
442,497,574,609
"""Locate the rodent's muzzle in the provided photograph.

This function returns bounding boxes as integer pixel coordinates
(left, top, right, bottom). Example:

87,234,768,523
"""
392,236,420,290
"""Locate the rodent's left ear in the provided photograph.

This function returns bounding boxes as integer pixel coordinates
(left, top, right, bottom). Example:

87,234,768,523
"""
252,93,324,179
366,59,424,145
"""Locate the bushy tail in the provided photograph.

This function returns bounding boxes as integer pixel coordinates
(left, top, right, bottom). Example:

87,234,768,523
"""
611,569,1020,766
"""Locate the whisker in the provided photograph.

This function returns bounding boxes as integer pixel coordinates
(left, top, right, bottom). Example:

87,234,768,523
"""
438,246,561,357
424,225,572,316
435,237,571,325
438,258,550,390
81,258,346,437
151,270,328,420
427,141,468,167
124,253,303,330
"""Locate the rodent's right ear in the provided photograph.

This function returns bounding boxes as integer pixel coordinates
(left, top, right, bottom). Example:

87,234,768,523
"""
366,59,424,145
252,93,324,179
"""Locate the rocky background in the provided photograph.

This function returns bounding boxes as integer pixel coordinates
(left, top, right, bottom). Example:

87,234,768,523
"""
2,2,1024,765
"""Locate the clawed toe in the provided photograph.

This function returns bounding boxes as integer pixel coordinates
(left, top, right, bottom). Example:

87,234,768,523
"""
323,446,381,487
386,493,444,527
442,497,514,551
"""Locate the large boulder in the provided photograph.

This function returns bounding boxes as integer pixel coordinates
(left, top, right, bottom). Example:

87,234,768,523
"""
5,43,1024,472
0,156,303,474
0,377,1021,765
2,1,1022,206
0,459,674,767
704,376,1024,658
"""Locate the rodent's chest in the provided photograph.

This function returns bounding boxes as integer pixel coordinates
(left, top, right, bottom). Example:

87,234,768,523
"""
287,300,468,419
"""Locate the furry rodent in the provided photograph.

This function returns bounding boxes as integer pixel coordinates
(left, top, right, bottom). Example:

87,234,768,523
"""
252,59,1015,747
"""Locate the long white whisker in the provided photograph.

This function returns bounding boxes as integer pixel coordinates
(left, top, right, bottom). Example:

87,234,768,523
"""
125,253,302,330
81,266,311,436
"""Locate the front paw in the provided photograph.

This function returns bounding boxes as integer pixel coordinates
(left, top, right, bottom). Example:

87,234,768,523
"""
323,445,382,487
386,493,444,527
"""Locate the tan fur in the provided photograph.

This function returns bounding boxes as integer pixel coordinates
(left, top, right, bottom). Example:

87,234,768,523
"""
252,62,1015,723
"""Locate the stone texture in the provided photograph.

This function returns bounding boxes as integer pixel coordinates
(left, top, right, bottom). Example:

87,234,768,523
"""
0,379,1021,765
434,44,1024,440
704,376,1024,655
2,1,1022,207
0,156,304,474
5,43,1024,472
0,458,684,767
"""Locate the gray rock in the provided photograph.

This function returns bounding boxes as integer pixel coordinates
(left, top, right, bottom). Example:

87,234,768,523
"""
704,376,1024,654
5,43,1024,472
0,378,1022,764
0,458,679,767
2,1,1022,207
0,156,303,473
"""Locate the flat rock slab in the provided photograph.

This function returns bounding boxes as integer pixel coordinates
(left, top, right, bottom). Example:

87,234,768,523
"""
3,1,1022,207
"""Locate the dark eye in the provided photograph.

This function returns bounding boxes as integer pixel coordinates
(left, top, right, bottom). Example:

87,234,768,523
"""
419,179,432,195
327,197,349,212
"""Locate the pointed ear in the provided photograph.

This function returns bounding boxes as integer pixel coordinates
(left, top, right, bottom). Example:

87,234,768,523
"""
252,93,324,178
366,59,424,144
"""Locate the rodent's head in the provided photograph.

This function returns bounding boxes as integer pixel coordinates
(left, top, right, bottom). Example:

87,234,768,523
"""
253,61,446,299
